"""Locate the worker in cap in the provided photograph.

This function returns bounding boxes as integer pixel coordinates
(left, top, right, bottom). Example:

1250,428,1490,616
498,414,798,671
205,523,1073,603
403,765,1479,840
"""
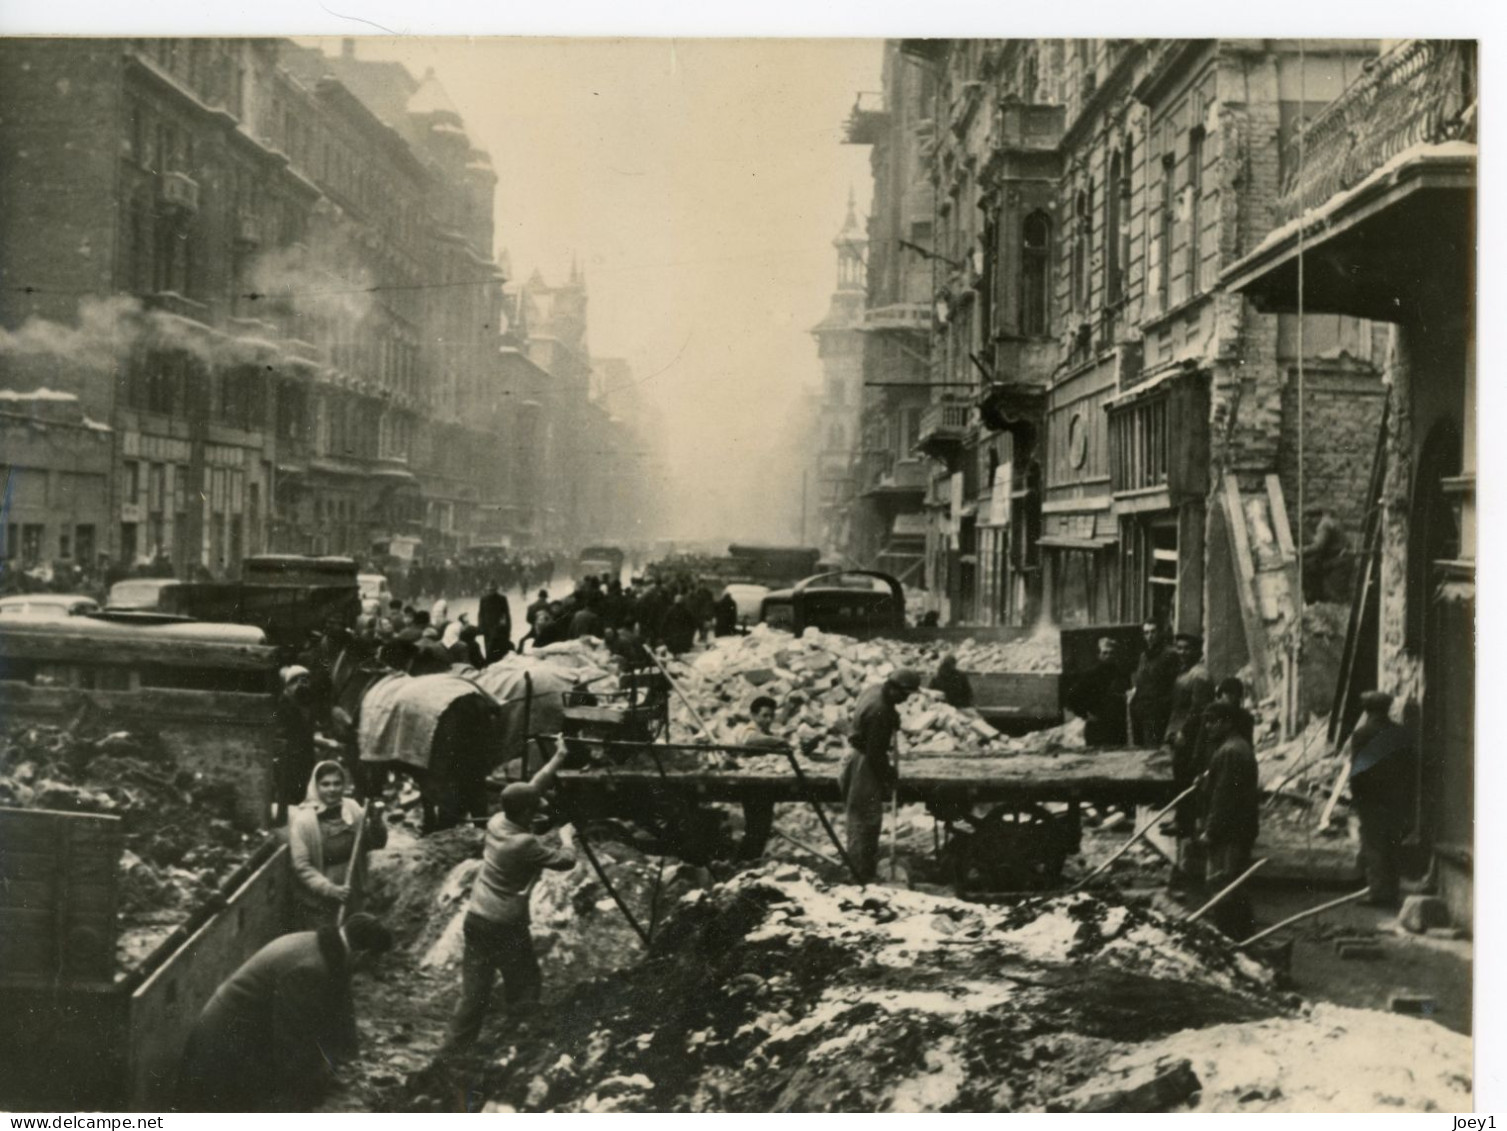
442,741,575,1055
839,668,923,882
1348,690,1413,908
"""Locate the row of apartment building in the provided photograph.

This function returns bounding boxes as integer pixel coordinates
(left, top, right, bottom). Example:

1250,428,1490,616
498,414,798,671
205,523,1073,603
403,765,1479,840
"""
0,38,657,580
815,38,1475,922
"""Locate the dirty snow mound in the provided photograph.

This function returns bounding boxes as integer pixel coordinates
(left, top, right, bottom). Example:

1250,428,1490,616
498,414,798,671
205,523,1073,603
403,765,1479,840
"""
416,865,1284,1113
1061,1002,1471,1112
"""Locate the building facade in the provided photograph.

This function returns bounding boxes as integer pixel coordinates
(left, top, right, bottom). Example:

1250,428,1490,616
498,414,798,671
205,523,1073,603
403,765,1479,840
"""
846,39,1392,710
0,37,653,581
842,44,936,586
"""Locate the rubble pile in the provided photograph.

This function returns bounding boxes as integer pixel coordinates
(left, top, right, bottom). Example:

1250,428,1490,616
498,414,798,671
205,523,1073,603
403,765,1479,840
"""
663,627,1069,761
0,724,260,969
1257,716,1343,801
947,631,1062,674
417,865,1315,1113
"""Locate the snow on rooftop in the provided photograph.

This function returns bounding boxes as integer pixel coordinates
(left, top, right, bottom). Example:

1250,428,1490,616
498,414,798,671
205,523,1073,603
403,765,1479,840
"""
0,387,79,402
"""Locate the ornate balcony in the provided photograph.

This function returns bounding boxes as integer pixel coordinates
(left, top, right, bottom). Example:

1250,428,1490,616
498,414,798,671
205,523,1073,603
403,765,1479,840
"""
916,398,972,460
862,303,931,333
1275,40,1475,225
844,91,890,145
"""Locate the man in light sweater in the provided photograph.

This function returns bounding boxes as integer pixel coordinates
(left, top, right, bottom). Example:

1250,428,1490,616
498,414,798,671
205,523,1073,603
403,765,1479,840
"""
441,747,576,1053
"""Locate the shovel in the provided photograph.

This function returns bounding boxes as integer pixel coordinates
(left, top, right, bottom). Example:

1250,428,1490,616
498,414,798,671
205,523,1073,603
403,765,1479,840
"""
884,734,906,888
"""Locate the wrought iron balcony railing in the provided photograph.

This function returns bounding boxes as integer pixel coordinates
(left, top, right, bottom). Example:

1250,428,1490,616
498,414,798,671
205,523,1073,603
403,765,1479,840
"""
1276,39,1476,225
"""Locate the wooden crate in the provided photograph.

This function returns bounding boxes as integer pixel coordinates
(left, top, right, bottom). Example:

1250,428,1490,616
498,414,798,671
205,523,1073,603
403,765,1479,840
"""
0,807,122,986
966,670,1061,720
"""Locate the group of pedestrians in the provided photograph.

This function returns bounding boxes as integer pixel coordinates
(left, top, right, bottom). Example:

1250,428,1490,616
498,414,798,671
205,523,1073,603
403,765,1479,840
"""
521,572,720,659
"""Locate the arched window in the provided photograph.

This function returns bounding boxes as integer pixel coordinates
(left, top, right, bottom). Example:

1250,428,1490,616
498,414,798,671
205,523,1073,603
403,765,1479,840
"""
1022,211,1051,336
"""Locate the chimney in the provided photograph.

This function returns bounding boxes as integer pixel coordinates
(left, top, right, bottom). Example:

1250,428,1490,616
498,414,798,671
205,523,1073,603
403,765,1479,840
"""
341,38,356,60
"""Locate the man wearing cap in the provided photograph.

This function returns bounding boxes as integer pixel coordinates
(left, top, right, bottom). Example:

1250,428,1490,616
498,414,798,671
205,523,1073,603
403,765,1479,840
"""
1348,691,1414,908
1197,701,1260,938
840,669,922,882
442,745,575,1054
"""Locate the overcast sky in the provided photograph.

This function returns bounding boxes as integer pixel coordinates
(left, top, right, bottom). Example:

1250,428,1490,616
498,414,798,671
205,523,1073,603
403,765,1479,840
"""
311,37,881,544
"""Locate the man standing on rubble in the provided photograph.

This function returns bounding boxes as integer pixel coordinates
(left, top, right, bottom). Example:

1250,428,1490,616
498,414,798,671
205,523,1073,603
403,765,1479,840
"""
1128,620,1179,746
478,579,513,664
1348,690,1414,909
442,745,576,1054
840,668,922,882
1197,701,1259,939
1164,633,1216,895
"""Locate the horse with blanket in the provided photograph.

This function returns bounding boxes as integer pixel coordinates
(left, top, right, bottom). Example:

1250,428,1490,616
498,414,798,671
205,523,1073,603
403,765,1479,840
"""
327,638,500,832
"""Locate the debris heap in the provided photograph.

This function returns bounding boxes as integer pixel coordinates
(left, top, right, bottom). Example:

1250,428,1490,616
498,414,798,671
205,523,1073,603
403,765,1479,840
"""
0,724,261,970
663,627,1075,761
404,864,1468,1113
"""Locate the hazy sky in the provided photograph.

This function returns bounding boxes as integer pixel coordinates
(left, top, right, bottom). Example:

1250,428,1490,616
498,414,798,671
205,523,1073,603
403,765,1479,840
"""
313,37,882,543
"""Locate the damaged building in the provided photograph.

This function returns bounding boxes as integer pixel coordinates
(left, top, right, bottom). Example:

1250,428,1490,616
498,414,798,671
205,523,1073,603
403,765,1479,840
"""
841,39,1400,694
1225,38,1476,923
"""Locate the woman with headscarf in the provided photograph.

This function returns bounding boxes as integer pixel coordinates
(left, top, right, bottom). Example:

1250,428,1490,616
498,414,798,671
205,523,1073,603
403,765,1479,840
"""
288,760,387,932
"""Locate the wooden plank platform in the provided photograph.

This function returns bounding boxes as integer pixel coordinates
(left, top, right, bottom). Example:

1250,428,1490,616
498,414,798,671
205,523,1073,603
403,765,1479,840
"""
558,746,1174,807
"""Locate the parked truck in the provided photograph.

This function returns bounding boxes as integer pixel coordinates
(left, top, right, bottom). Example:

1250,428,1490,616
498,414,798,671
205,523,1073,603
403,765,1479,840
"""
106,555,360,651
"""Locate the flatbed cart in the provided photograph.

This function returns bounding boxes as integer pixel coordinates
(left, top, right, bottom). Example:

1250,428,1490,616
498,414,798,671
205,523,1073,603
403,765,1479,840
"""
544,736,1175,895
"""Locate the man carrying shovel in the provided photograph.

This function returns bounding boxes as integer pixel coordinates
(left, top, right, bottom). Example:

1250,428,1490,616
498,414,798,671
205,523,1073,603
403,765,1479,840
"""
840,668,922,883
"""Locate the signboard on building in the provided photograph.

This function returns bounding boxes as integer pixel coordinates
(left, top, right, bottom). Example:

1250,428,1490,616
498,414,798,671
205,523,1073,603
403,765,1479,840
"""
988,462,1013,527
948,472,964,546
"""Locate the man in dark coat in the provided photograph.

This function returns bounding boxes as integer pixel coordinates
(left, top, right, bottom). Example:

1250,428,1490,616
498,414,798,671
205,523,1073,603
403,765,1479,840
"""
176,914,393,1111
569,597,605,640
477,580,513,664
1066,637,1130,747
1165,633,1216,817
659,592,699,655
1348,690,1414,908
1128,620,1179,746
714,591,739,637
1197,702,1259,939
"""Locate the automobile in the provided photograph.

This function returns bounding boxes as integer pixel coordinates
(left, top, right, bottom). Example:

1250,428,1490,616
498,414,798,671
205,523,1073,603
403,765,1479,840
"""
759,570,905,638
0,593,101,619
107,577,182,611
719,583,770,626
358,572,392,605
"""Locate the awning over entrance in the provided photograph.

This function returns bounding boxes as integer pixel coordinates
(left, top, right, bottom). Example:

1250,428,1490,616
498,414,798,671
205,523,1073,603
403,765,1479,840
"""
1222,142,1475,322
